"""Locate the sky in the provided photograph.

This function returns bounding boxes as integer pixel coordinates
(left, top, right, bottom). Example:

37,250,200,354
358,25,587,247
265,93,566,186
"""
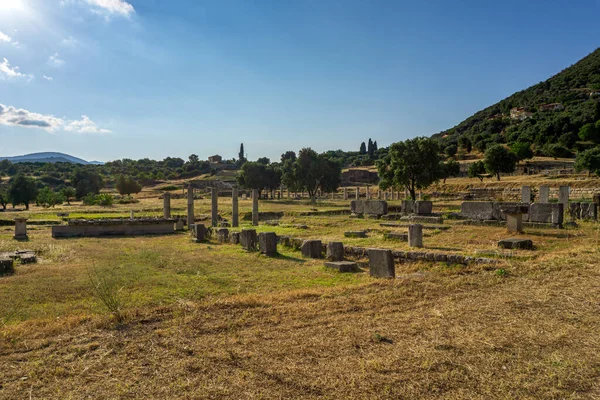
1,0,600,163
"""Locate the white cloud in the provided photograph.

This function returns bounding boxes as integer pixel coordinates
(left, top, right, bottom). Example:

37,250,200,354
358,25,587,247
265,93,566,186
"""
0,104,64,132
48,53,65,67
43,75,54,81
60,36,80,48
0,104,111,134
0,31,12,43
65,115,111,134
0,58,34,81
87,0,135,17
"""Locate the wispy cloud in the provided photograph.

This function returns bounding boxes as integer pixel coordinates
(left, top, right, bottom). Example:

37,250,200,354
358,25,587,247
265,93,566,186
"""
87,0,135,18
43,75,54,81
0,31,12,43
0,58,34,81
60,36,80,48
65,115,111,134
48,53,65,67
0,104,111,134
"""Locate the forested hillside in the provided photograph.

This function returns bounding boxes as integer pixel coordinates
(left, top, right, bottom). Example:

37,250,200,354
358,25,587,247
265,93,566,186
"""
434,48,600,158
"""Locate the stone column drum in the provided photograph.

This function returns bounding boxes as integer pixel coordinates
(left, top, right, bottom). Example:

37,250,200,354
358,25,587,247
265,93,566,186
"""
252,189,259,226
211,187,218,227
187,187,194,229
163,192,171,219
232,186,239,227
408,224,423,248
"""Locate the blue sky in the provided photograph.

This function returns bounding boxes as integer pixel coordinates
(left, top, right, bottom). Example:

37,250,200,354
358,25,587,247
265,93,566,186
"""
1,0,599,162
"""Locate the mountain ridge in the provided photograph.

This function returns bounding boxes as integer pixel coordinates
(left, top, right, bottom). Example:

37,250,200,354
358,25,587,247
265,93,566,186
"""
0,152,103,165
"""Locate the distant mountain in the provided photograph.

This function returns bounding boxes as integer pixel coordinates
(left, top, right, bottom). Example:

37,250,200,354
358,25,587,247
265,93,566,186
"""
0,152,103,165
434,48,600,156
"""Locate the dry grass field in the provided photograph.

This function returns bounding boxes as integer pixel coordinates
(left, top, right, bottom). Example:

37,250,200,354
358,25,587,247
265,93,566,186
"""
1,176,600,399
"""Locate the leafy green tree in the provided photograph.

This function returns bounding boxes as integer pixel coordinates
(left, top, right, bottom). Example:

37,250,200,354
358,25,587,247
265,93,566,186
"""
467,161,486,181
8,174,38,210
511,142,533,161
483,145,517,181
72,168,104,199
543,143,572,159
575,146,600,176
280,151,296,163
359,142,366,155
441,159,460,183
115,175,142,195
280,148,341,200
61,187,76,205
256,157,270,165
237,162,281,197
0,187,9,210
377,137,443,200
459,136,472,153
238,143,245,163
578,123,598,141
367,138,375,158
445,144,458,158
37,187,64,208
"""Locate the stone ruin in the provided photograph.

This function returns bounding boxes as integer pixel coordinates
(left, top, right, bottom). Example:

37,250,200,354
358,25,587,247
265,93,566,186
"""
460,201,565,228
350,200,388,218
52,218,181,238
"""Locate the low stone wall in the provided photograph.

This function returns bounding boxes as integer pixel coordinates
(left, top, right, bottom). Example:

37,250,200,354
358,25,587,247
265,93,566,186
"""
52,218,178,238
461,201,564,226
350,200,388,216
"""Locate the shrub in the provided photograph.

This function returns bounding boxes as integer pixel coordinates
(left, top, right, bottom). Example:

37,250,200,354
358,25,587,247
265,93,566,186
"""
161,185,179,191
87,266,126,323
96,194,114,207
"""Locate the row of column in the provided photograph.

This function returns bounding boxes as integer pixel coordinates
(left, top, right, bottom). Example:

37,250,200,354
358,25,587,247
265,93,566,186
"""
521,185,570,206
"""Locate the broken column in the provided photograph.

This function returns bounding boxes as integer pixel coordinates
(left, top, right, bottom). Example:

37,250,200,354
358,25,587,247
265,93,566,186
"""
355,187,360,200
187,186,194,229
163,192,171,218
259,232,277,256
558,186,570,208
343,187,348,200
232,186,239,227
252,189,259,226
366,186,371,200
211,187,218,227
408,224,423,248
14,218,28,241
521,186,531,203
367,249,395,278
539,185,549,203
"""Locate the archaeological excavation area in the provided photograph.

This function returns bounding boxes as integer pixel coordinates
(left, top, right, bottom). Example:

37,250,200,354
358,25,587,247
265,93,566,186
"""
1,184,600,398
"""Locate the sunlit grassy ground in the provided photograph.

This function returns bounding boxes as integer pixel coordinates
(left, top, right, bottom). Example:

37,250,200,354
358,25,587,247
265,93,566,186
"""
1,182,600,398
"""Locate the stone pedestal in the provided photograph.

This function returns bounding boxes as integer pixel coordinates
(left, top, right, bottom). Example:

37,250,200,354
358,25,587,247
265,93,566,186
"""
325,261,358,272
301,240,322,258
506,213,523,233
211,187,218,227
187,187,195,229
232,186,239,227
521,186,531,203
539,186,549,203
240,229,257,250
252,189,259,226
368,249,395,278
259,232,277,256
326,242,344,261
558,186,570,208
163,192,171,218
14,218,28,241
408,224,423,248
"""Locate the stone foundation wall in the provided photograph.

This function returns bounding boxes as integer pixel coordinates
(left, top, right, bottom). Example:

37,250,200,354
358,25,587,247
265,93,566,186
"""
52,218,178,238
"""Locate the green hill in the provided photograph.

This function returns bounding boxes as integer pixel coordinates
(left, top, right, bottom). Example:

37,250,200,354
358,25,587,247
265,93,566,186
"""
434,48,600,158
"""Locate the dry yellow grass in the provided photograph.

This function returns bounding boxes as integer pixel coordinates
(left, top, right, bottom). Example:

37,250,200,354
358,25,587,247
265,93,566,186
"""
1,194,600,398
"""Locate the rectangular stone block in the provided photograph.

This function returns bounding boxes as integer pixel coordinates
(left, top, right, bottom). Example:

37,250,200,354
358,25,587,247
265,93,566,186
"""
350,200,364,214
326,242,345,261
401,200,415,213
258,232,277,256
506,213,523,233
230,232,240,244
492,202,529,221
363,200,388,216
215,228,229,243
539,185,549,203
528,203,563,226
521,186,531,203
240,229,257,250
301,240,322,258
408,224,423,247
192,224,207,242
414,201,433,215
460,201,494,220
325,261,359,273
368,249,395,278
558,186,570,207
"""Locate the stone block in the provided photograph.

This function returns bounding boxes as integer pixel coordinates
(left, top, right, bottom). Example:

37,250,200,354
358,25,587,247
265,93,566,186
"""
383,232,408,241
539,186,549,203
325,261,359,272
493,202,529,221
460,201,494,220
401,200,415,213
175,219,185,231
581,202,598,220
414,201,433,215
215,228,229,243
569,202,581,220
367,249,395,278
301,240,322,258
14,218,28,241
408,224,423,248
326,242,344,261
344,231,367,238
363,200,388,216
558,186,570,207
240,229,258,250
0,257,14,275
498,238,533,250
528,203,563,227
258,232,277,256
521,186,531,203
230,232,240,244
506,213,523,233
192,224,207,242
350,200,364,214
